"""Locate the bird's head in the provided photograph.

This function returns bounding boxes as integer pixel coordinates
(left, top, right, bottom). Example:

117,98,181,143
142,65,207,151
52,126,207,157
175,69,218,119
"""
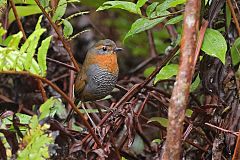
90,39,123,55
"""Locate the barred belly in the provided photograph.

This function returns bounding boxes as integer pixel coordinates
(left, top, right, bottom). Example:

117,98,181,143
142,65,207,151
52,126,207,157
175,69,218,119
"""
81,64,118,101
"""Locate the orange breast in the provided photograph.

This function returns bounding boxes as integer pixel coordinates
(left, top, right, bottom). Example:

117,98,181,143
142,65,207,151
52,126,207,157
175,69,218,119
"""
87,53,119,75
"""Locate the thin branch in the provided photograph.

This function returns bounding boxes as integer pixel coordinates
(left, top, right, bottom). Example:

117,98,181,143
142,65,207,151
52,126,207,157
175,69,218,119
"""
147,30,158,57
34,0,80,71
37,80,47,101
227,0,240,36
9,0,26,40
205,123,238,136
233,130,240,160
0,71,102,147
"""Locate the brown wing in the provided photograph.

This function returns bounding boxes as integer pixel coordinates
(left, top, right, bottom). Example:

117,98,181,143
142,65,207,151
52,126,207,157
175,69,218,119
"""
74,68,87,98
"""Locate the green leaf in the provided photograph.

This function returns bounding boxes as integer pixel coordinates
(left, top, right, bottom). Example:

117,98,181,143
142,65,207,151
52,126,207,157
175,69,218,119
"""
63,19,73,38
149,10,170,19
38,36,52,76
39,0,50,8
136,0,147,8
154,64,178,84
124,17,165,41
39,98,63,121
152,139,161,144
201,28,227,64
170,0,186,7
231,37,240,65
52,0,67,22
29,115,38,129
190,75,200,92
20,16,45,71
8,5,42,24
146,2,159,17
143,66,156,77
185,109,193,118
18,115,54,160
226,4,231,28
205,0,209,5
165,15,183,25
35,15,43,30
148,117,168,127
97,1,141,15
0,25,6,37
7,31,23,49
14,0,36,5
16,113,32,124
156,0,186,13
21,28,45,70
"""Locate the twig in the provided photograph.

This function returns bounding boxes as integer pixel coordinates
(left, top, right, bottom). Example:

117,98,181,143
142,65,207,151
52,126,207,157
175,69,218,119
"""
226,0,240,36
162,0,201,159
136,93,149,116
129,56,156,74
37,80,47,101
45,56,77,71
34,0,80,71
232,130,240,160
147,30,158,57
67,63,75,128
9,0,26,40
150,9,184,20
68,29,90,41
205,123,238,136
0,71,102,147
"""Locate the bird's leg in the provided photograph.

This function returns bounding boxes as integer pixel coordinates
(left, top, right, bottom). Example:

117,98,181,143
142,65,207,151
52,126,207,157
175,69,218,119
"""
81,103,104,139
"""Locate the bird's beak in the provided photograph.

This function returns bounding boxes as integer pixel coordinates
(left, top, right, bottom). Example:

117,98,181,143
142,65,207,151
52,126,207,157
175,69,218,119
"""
114,47,123,53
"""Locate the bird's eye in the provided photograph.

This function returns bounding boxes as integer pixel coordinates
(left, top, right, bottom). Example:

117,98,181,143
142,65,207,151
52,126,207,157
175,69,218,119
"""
102,46,107,51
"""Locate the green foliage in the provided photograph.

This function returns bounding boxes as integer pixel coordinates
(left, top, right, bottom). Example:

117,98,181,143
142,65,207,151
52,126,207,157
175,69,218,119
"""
9,5,42,24
52,0,67,22
0,16,51,76
37,36,52,76
154,64,178,84
165,15,183,25
152,139,161,144
97,1,142,15
226,4,231,28
231,37,240,65
190,75,200,92
39,97,67,121
156,0,186,13
97,0,185,41
143,66,156,77
146,2,159,17
39,0,50,8
148,117,168,128
63,19,73,38
201,28,227,64
124,17,166,41
0,97,64,159
185,109,193,118
136,0,147,8
17,115,54,160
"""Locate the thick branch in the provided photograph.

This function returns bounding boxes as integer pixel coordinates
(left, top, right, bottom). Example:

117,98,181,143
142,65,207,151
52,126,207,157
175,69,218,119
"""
162,0,201,159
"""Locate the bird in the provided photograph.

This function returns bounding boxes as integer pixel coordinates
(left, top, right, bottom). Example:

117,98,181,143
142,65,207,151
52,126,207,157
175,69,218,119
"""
74,39,123,102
